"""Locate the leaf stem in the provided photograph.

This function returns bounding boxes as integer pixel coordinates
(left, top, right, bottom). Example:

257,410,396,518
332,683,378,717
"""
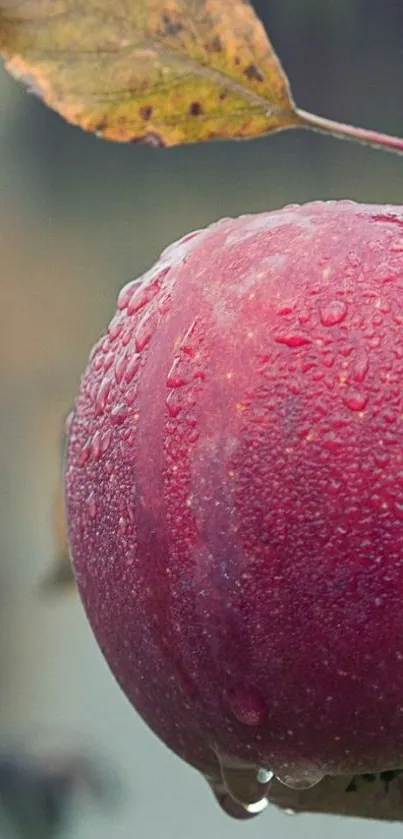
295,108,403,156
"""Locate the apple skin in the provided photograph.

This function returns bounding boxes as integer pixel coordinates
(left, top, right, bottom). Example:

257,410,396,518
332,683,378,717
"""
65,201,403,789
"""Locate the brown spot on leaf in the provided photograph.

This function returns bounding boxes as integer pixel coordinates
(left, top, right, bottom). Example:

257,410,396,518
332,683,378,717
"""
219,90,228,101
234,56,240,66
211,35,222,51
189,101,203,116
244,62,264,81
159,14,183,37
139,105,153,121
94,118,107,134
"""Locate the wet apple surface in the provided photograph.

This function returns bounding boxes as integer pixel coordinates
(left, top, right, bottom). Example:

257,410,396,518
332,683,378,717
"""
65,201,403,814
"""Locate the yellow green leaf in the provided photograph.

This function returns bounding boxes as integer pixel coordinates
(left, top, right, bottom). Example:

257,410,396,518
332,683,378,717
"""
0,0,301,146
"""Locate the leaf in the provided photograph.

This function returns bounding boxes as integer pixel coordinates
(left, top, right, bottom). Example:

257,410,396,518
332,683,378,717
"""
0,0,301,146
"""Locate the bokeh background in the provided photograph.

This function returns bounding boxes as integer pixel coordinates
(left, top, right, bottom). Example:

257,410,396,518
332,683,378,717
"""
2,0,403,836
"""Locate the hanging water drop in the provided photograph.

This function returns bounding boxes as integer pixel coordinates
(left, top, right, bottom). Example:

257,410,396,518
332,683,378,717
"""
205,778,261,820
275,766,324,790
211,754,273,818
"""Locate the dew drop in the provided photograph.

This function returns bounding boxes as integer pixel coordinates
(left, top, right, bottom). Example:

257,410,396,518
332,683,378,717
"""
180,317,199,356
167,358,189,388
166,390,182,418
127,282,153,316
275,333,311,348
319,299,348,326
276,767,324,790
91,430,102,460
78,440,91,466
343,389,369,412
87,491,96,518
135,309,158,352
95,376,112,416
110,403,128,426
212,756,272,818
64,411,74,436
158,293,172,316
108,317,123,341
117,280,139,311
103,351,115,372
229,686,267,726
352,350,369,383
121,328,132,347
124,353,141,384
374,450,390,468
298,310,311,324
125,386,137,406
114,350,128,385
93,355,104,372
100,429,112,454
118,516,127,536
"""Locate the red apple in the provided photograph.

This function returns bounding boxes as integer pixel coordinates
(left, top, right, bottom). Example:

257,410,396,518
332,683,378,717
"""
65,201,403,815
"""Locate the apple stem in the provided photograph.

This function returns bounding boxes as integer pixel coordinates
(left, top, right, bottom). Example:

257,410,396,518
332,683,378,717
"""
295,108,403,156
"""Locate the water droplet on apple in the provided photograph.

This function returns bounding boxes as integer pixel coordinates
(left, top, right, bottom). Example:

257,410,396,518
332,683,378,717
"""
167,358,189,388
87,491,96,518
108,317,123,341
118,516,127,536
100,429,112,454
275,334,311,348
135,309,158,352
95,376,112,416
166,390,182,418
125,386,137,406
352,350,369,383
91,430,102,460
117,280,139,311
64,411,74,435
275,766,324,790
320,300,348,326
229,686,267,726
125,353,141,384
343,389,369,411
110,403,128,426
78,440,91,466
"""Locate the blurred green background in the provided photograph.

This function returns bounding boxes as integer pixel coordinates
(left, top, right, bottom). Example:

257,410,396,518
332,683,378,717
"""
1,0,403,835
